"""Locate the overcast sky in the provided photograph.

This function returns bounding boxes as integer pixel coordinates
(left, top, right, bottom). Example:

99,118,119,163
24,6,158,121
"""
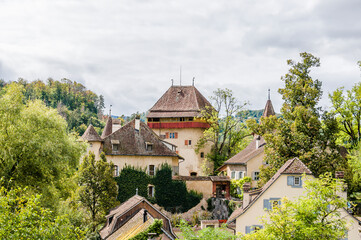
1,0,361,116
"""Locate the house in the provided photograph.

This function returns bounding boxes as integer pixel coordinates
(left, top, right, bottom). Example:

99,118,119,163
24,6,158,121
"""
217,96,275,187
227,158,360,239
99,194,177,240
172,175,231,199
146,85,213,176
82,117,183,177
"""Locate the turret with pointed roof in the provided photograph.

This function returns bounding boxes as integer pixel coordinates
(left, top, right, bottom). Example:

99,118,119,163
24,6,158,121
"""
262,89,275,118
101,116,113,139
82,124,102,142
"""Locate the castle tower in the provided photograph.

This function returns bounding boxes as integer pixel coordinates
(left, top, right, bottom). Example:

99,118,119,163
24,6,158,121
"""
147,85,212,176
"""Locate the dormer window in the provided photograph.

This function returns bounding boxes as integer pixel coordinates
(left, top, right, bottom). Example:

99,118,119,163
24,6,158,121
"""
111,140,120,152
146,142,153,151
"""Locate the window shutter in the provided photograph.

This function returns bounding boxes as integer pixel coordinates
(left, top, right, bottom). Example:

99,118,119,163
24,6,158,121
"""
299,176,302,187
175,132,178,139
231,171,235,179
185,140,188,145
251,171,255,180
287,176,294,186
165,132,169,138
245,226,251,234
263,199,270,210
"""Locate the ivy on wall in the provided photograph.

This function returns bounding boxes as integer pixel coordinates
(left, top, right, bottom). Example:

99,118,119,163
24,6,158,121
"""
115,164,202,213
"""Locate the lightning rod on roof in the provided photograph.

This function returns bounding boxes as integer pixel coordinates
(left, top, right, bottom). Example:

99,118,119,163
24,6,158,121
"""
192,77,195,86
109,105,112,117
268,89,270,100
171,79,173,86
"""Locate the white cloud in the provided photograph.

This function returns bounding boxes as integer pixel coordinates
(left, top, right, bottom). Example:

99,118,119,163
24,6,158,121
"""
0,0,360,115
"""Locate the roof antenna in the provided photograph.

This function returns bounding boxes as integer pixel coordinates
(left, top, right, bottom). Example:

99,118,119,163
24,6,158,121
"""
192,77,195,86
268,89,270,100
171,79,173,86
109,105,112,117
180,65,182,86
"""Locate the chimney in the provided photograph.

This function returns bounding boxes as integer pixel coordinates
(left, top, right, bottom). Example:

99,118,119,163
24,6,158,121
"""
143,210,148,223
242,182,251,208
255,135,261,149
135,116,140,132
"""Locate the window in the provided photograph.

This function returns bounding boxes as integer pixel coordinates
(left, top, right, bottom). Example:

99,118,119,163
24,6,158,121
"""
231,171,236,179
146,142,153,151
263,198,281,210
238,171,245,179
166,132,178,139
148,185,154,197
112,144,119,151
200,152,204,158
190,172,197,176
89,143,93,148
114,165,119,177
185,140,192,145
252,171,260,181
179,117,185,121
188,117,193,121
287,176,303,188
148,165,155,176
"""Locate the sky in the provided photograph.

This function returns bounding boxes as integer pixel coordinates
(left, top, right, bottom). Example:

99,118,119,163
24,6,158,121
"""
0,0,361,116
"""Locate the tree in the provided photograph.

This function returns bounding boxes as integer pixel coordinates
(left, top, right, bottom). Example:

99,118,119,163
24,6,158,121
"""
177,220,239,240
0,83,85,208
77,152,118,231
243,173,348,240
329,62,361,149
196,88,250,171
248,53,345,185
0,185,85,239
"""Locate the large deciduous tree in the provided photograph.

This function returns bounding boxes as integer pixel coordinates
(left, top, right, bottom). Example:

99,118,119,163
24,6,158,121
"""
248,53,346,185
244,173,349,240
77,152,118,231
196,88,250,171
0,83,84,208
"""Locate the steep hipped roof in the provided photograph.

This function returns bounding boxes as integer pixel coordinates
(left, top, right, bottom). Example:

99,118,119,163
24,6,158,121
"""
147,85,212,118
81,124,102,142
262,99,275,118
228,158,313,223
219,136,265,169
102,119,182,159
101,116,113,138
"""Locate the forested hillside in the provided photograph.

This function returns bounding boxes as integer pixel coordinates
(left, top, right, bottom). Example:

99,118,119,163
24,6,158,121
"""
0,78,105,135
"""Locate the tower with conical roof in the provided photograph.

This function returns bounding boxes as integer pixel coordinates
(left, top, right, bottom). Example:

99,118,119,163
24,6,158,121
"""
147,85,213,176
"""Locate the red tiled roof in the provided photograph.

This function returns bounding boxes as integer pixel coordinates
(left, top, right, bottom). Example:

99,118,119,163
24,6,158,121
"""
147,86,212,118
81,124,102,142
227,158,313,223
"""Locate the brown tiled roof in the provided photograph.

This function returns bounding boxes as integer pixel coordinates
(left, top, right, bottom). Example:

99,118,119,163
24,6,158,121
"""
101,116,113,138
227,158,313,223
172,176,230,182
82,124,102,142
102,119,182,158
262,99,275,118
147,86,212,118
220,135,265,168
100,195,177,240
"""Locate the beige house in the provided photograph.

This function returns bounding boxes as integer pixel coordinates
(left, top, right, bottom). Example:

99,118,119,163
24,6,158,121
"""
99,194,177,240
227,158,360,239
218,97,275,188
82,118,183,177
147,85,212,176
